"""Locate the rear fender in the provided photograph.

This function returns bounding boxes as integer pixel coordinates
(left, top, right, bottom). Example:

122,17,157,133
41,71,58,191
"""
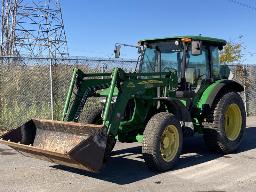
197,80,244,116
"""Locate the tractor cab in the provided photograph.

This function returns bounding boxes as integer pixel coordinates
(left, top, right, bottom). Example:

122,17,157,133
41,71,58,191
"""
138,36,227,92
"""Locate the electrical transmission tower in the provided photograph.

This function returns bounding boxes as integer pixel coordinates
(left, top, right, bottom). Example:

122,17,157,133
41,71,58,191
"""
0,0,69,57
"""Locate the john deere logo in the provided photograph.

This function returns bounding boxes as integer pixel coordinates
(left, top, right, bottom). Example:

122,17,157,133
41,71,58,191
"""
138,80,163,85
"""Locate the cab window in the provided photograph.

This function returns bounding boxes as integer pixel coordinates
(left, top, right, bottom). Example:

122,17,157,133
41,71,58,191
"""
210,46,221,79
185,47,209,86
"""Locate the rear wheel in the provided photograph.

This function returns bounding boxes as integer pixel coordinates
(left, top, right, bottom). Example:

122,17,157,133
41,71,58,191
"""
203,92,246,153
142,112,183,172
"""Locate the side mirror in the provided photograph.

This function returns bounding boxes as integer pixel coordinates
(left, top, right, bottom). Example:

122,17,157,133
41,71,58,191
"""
191,41,202,56
114,45,121,58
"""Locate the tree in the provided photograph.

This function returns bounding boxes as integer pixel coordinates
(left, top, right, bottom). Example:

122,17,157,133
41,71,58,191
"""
220,36,243,64
220,36,251,94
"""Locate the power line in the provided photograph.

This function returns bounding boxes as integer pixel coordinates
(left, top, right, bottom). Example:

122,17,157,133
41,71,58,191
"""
228,0,256,11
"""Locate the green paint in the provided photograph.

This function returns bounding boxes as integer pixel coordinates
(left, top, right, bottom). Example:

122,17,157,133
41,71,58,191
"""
136,134,144,142
103,68,119,125
196,80,223,109
100,87,119,97
62,67,78,121
180,99,187,107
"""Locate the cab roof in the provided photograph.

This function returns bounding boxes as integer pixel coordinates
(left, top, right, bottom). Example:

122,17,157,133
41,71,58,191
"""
139,35,227,46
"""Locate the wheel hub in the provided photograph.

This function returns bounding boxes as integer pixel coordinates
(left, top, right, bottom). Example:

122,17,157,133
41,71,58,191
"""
224,103,242,141
160,125,179,162
162,136,170,149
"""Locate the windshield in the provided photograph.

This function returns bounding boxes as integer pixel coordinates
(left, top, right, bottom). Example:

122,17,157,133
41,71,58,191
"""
139,40,211,87
140,41,183,74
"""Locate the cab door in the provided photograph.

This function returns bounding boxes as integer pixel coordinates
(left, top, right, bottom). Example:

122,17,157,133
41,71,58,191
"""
185,46,210,91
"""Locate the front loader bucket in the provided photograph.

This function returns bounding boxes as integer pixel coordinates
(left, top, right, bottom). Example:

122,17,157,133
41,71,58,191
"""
0,119,107,172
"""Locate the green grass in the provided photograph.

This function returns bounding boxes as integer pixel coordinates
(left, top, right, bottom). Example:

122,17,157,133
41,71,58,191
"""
0,101,52,130
0,98,99,130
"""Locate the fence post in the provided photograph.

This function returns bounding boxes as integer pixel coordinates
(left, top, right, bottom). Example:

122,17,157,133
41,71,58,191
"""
101,63,107,79
243,64,247,117
0,57,2,127
49,58,54,120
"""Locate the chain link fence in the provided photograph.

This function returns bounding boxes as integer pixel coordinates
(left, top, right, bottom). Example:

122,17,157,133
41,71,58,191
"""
0,56,255,130
229,64,256,116
0,56,137,129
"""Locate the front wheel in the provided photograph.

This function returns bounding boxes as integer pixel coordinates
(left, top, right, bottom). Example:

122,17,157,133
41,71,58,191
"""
142,112,183,172
80,105,103,124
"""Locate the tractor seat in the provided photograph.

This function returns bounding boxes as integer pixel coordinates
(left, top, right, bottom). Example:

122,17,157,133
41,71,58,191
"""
185,67,196,85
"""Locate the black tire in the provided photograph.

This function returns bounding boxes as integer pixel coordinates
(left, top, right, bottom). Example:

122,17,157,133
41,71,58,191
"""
80,105,103,124
142,112,183,172
203,92,246,154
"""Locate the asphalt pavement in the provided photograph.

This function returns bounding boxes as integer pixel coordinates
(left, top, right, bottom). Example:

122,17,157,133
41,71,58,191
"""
0,117,256,192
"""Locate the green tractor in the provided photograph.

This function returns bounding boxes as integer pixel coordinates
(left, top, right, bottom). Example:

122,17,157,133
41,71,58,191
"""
0,36,246,172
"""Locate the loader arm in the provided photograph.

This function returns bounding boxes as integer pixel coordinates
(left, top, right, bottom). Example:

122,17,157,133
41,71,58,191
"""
62,67,175,137
62,68,113,122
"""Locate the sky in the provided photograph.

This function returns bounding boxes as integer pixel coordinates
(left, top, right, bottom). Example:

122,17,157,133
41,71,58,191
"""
61,0,256,63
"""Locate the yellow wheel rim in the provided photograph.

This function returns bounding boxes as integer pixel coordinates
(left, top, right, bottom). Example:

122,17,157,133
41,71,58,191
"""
224,104,242,141
160,125,179,162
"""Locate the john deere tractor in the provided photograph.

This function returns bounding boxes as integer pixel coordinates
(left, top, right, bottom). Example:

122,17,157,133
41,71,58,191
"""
0,36,246,172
